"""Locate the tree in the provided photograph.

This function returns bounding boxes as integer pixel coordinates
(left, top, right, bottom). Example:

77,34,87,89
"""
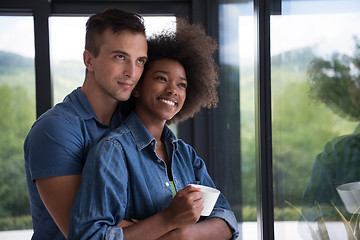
0,85,34,217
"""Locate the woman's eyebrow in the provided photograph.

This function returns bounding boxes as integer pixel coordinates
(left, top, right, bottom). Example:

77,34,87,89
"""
154,70,187,81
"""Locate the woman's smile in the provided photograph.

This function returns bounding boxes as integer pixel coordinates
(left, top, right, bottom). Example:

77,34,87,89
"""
158,97,177,106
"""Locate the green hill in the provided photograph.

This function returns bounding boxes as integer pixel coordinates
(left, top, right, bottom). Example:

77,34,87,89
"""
0,50,84,103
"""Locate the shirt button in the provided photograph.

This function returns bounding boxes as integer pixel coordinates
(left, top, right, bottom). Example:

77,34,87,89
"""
165,182,170,187
157,159,162,163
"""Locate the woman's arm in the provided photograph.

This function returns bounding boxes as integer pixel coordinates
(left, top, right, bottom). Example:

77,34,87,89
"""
156,217,232,240
122,185,203,240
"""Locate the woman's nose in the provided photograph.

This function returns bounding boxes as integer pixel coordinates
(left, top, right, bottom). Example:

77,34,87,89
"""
166,83,177,95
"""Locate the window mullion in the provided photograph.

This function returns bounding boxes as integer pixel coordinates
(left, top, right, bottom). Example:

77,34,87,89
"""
254,0,274,239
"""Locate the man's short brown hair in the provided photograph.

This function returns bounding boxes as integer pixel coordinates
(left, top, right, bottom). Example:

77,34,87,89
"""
85,8,146,57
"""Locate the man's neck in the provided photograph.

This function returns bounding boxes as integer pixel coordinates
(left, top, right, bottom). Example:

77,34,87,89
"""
81,80,118,126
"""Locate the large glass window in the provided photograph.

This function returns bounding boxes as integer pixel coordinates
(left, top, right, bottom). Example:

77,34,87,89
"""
0,16,35,236
7,1,360,239
220,0,360,239
271,0,360,239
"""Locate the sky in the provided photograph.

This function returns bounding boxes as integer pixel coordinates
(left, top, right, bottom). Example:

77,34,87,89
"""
1,0,360,64
219,0,360,65
0,15,175,61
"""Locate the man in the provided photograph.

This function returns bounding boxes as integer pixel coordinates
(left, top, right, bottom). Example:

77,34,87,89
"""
24,8,147,239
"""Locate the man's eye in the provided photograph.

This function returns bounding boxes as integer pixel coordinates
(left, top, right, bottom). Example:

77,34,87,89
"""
137,59,146,65
115,55,125,60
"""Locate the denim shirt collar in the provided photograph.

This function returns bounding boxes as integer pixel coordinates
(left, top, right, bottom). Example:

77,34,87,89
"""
64,87,121,128
62,87,97,121
125,111,179,152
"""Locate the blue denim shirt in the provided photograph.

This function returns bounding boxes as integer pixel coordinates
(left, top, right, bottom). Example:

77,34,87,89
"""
68,112,239,240
24,88,121,240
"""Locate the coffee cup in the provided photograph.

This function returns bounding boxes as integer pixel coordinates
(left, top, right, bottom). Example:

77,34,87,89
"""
190,184,220,216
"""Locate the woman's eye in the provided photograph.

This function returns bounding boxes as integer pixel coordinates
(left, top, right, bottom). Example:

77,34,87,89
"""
156,76,167,81
179,83,187,88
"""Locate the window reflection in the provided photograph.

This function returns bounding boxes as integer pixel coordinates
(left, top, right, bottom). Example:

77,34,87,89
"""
271,0,360,239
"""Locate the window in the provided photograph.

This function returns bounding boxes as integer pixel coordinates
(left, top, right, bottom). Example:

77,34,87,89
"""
5,1,360,239
271,0,360,239
0,16,35,234
49,16,87,104
219,0,360,239
219,1,256,239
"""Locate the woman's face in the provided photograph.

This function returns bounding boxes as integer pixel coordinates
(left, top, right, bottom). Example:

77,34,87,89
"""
133,58,187,123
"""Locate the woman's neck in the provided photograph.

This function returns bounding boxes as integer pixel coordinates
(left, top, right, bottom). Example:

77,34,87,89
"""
134,110,166,141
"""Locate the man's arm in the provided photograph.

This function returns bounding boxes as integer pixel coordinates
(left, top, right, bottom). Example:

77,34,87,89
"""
36,174,82,238
37,174,133,238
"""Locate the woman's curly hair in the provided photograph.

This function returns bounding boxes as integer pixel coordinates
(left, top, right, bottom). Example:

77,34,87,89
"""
120,18,219,124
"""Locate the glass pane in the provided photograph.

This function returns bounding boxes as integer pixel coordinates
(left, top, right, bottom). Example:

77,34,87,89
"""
219,1,256,239
271,0,360,239
49,16,176,105
49,16,88,105
0,16,35,238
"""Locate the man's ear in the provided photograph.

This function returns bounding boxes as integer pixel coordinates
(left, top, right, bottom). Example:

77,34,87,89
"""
83,50,94,72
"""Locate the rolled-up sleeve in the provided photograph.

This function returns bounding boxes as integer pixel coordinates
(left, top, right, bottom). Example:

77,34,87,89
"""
105,226,124,240
68,139,128,240
207,207,239,240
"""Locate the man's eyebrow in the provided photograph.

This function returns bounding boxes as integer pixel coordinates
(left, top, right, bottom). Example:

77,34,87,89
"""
112,50,147,60
111,50,129,56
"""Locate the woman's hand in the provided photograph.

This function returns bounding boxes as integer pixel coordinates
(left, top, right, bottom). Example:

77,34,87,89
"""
163,185,204,229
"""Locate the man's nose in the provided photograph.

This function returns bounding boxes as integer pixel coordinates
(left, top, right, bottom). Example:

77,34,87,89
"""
124,61,136,78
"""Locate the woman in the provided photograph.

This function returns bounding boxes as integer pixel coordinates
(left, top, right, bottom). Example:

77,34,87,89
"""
68,18,239,240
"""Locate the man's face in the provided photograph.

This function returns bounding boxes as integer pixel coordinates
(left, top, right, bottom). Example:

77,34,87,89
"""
86,28,148,102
